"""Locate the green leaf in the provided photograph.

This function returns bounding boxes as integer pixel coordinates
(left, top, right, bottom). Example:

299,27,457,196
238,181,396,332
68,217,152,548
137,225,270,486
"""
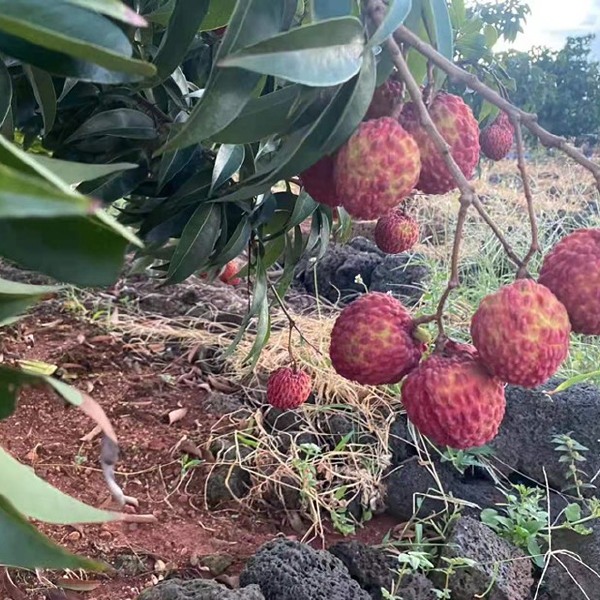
564,503,582,523
0,278,61,324
211,144,245,193
0,495,105,570
0,446,118,525
0,163,89,218
211,218,251,267
153,0,210,82
0,0,156,79
200,0,237,30
159,0,295,152
63,0,148,26
312,0,354,20
548,371,600,395
66,109,157,142
23,66,57,135
0,216,132,287
29,155,138,185
368,0,412,49
424,0,453,87
0,59,12,129
211,84,309,144
219,17,365,87
320,45,376,154
166,203,222,283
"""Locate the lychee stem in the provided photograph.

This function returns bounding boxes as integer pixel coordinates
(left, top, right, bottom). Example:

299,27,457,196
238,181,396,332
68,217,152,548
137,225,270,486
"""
511,114,540,270
367,0,527,339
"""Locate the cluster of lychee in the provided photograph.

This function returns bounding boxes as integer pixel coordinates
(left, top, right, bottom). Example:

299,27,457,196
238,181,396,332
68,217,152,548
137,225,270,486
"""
299,78,517,257
324,227,600,450
299,78,483,256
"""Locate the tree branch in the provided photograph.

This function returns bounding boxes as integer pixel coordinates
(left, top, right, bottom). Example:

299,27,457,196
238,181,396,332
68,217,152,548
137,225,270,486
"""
367,0,524,335
394,24,600,191
512,115,539,273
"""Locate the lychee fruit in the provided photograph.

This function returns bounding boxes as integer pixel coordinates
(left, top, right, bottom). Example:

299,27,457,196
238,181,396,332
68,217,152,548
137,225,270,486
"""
219,261,242,285
266,367,312,410
479,111,514,161
364,79,403,120
300,155,342,208
470,279,571,388
538,228,600,335
374,210,419,254
329,292,426,386
401,342,506,449
334,117,421,220
400,92,480,195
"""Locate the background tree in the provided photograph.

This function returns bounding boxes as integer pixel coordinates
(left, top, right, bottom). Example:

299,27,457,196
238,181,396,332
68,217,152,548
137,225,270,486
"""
502,35,600,140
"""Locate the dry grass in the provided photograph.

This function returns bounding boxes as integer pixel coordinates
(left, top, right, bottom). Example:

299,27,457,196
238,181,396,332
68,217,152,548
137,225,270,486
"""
72,154,600,558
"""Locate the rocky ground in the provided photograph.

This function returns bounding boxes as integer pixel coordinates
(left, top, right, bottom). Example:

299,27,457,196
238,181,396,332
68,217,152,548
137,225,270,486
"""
1,157,600,599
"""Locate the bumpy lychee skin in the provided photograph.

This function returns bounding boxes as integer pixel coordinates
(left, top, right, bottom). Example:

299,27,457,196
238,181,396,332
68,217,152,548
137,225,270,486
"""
538,228,600,335
365,79,403,120
400,93,480,195
266,367,312,410
402,342,506,449
374,210,419,254
219,261,242,285
480,112,514,161
329,292,426,386
334,117,421,220
470,279,571,388
300,155,342,208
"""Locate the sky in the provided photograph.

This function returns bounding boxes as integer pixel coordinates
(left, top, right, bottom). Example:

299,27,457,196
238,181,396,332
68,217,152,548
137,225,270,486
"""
496,0,600,56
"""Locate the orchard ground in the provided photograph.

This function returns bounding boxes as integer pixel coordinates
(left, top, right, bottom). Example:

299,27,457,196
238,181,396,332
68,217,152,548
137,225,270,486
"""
1,152,599,599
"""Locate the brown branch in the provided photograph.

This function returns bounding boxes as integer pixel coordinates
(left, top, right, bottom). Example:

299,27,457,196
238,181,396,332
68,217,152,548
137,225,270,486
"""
511,115,539,272
394,24,600,191
367,0,524,334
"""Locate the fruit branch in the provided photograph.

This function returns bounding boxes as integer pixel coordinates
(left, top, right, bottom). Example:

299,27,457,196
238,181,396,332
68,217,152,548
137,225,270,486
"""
512,116,540,272
393,24,600,191
367,0,524,336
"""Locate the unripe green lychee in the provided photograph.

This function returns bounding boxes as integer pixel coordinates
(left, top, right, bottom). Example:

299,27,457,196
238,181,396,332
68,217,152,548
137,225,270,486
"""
364,79,403,120
374,210,419,254
400,92,480,195
300,155,342,208
538,228,600,335
266,367,312,410
329,292,426,386
401,342,506,449
470,279,571,388
480,111,514,161
334,117,421,220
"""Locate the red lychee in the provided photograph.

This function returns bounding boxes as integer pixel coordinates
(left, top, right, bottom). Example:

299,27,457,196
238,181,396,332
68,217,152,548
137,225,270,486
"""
479,111,514,161
374,210,419,254
400,92,480,195
300,155,342,208
538,228,600,335
401,342,506,449
219,261,242,285
329,292,426,386
364,79,403,120
334,117,421,220
470,279,571,388
266,367,312,410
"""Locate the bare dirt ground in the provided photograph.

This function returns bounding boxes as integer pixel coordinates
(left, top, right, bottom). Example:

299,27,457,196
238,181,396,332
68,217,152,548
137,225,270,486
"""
0,301,397,600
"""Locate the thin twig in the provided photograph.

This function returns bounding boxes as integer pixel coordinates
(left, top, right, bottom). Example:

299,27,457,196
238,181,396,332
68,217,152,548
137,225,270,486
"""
367,0,475,334
270,284,323,357
394,24,600,191
512,115,539,272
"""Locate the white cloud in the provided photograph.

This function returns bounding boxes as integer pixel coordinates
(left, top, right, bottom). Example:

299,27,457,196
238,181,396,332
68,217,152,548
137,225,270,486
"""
496,0,599,52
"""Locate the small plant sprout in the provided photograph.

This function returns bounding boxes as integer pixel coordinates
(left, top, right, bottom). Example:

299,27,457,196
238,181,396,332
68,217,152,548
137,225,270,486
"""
552,432,596,499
